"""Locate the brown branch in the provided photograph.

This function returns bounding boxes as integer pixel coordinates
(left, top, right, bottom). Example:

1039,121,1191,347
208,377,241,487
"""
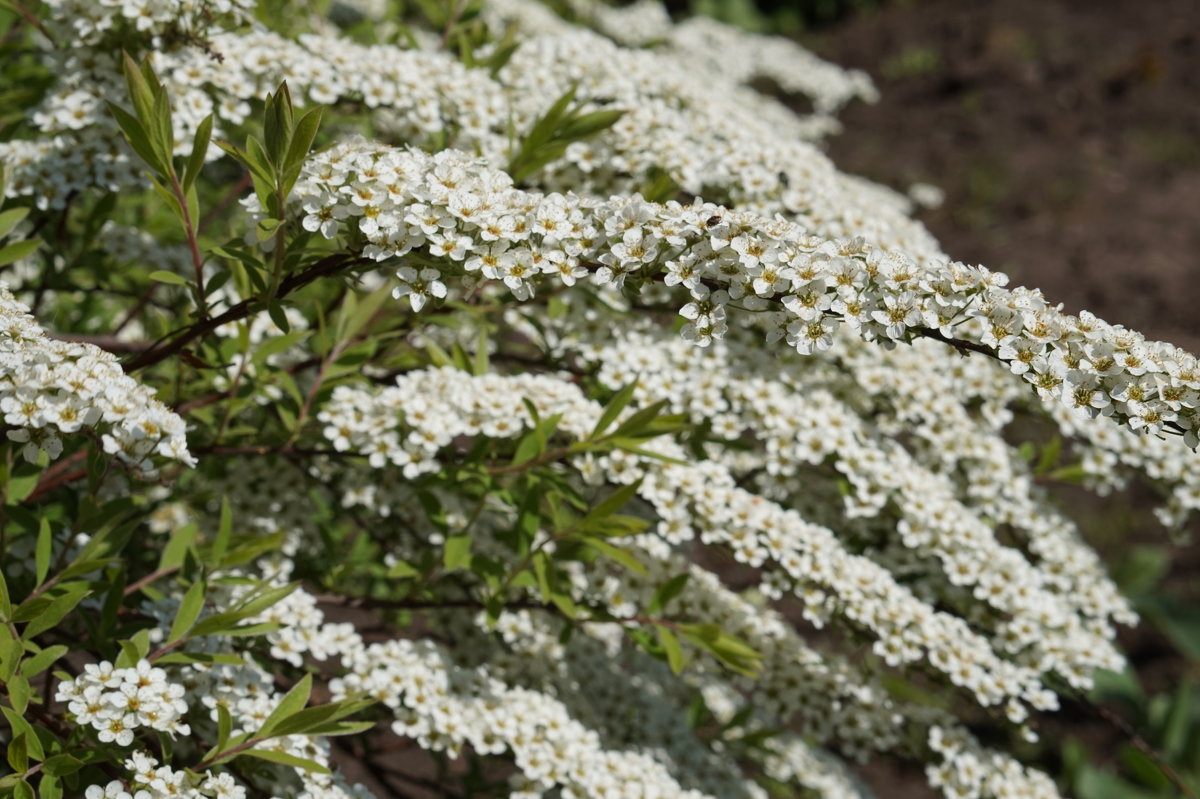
122,252,364,373
8,0,57,48
124,564,181,596
49,333,153,353
25,449,88,502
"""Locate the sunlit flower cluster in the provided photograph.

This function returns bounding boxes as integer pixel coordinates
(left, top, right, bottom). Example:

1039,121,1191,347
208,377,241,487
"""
292,139,1200,444
56,660,191,745
0,284,192,466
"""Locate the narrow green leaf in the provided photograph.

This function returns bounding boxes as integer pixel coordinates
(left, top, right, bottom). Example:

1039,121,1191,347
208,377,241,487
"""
443,535,471,571
0,570,10,616
648,574,689,614
578,537,646,575
148,270,188,288
386,560,420,579
283,106,323,183
236,748,330,774
183,114,213,191
257,673,313,738
0,207,29,239
581,480,641,528
167,578,206,645
41,753,84,777
0,639,21,681
121,52,156,132
211,498,233,565
216,703,233,753
267,301,291,334
149,86,176,176
34,518,52,587
7,672,29,713
19,645,66,679
656,626,684,675
0,237,40,267
22,588,90,639
158,523,198,572
556,109,625,141
591,382,637,438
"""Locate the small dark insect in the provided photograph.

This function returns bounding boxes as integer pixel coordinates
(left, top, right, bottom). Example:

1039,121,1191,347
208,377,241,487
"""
705,215,722,226
778,171,790,188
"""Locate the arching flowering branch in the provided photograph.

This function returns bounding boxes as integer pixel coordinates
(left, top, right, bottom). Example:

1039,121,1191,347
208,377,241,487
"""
285,140,1200,446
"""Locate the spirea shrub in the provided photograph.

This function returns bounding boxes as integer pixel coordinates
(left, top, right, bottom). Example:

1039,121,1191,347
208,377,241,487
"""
0,1,1197,797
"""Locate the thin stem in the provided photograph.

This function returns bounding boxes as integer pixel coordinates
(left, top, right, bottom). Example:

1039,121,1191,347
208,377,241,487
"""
8,0,56,47
124,564,181,597
169,171,208,319
123,252,363,373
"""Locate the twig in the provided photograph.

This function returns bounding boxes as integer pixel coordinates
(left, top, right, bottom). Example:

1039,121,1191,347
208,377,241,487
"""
122,252,364,373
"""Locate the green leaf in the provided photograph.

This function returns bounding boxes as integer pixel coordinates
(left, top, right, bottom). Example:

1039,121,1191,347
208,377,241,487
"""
591,382,637,438
189,582,298,638
211,498,233,565
0,639,21,681
443,535,472,571
578,536,646,575
1160,682,1191,759
153,652,245,666
41,753,84,777
1035,435,1062,475
282,106,323,189
19,645,66,679
263,82,295,169
158,522,198,572
0,707,41,759
267,300,291,333
167,578,207,645
265,696,375,737
236,748,330,774
40,775,62,799
216,703,233,754
386,560,420,579
0,570,10,617
149,269,189,286
656,626,685,675
556,109,625,141
581,481,641,529
0,206,29,239
257,673,313,738
252,330,310,366
7,672,29,713
22,588,89,639
0,237,40,267
216,141,274,185
34,517,52,586
648,574,689,614
182,114,213,191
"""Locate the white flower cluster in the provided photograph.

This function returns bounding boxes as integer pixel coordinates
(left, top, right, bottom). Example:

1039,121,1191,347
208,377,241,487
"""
335,636,721,799
85,752,245,799
292,139,1200,445
576,325,1132,691
0,284,192,466
320,366,1053,723
56,660,191,745
316,363,1071,796
42,0,254,45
